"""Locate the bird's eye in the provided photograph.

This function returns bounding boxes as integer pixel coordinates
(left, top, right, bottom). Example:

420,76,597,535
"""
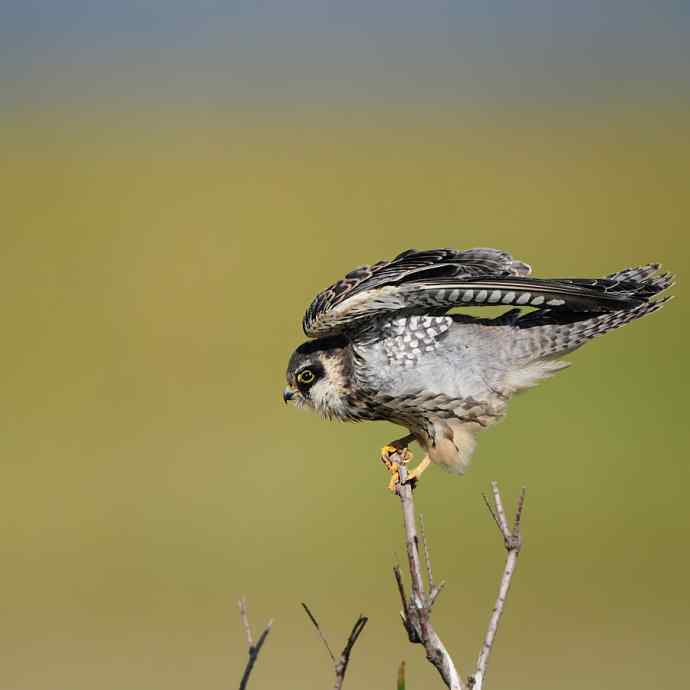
297,369,316,385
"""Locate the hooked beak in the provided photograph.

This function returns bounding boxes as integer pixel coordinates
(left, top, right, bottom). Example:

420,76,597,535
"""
283,387,295,404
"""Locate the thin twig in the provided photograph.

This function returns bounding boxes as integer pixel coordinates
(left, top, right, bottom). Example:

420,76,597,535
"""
237,599,272,690
393,565,418,642
469,486,526,690
490,481,510,537
389,454,526,690
334,615,369,690
393,565,408,615
429,580,447,608
511,488,526,542
392,457,465,690
238,598,254,647
419,514,435,592
301,602,336,663
481,492,503,533
302,603,369,690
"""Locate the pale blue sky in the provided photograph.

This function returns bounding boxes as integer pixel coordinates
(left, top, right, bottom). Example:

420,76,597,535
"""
3,1,689,109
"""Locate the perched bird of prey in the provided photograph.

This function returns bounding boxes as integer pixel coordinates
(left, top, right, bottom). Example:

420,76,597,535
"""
283,248,673,489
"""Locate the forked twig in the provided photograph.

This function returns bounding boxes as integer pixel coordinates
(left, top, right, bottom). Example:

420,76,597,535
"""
302,602,369,689
389,451,526,690
393,564,418,642
469,483,526,690
237,598,272,690
301,602,336,662
334,615,368,690
239,597,254,648
392,458,464,690
420,514,435,592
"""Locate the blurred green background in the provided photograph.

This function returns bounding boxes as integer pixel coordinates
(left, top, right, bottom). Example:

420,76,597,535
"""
1,4,688,689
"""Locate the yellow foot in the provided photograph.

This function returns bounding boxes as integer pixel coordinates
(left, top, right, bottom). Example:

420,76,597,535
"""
380,444,414,493
404,456,431,486
380,444,413,469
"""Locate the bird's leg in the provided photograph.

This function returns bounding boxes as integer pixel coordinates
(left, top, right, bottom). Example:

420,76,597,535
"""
380,434,415,469
380,435,415,492
404,455,431,486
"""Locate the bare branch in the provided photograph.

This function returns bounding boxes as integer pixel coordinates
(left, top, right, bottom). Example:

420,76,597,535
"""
393,565,418,642
429,580,446,608
334,615,369,690
238,598,253,648
511,488,527,543
469,485,526,690
302,603,368,690
490,481,510,538
392,457,465,690
419,514,435,592
301,602,336,663
481,492,503,534
237,599,272,690
388,455,527,690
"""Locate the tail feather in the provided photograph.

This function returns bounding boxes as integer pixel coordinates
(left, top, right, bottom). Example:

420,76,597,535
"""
605,263,660,283
419,264,674,314
510,297,672,363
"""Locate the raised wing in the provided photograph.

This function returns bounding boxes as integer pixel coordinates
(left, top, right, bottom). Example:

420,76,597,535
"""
303,248,530,337
302,247,673,338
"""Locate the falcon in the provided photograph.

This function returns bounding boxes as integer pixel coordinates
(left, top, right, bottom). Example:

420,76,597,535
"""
283,248,673,490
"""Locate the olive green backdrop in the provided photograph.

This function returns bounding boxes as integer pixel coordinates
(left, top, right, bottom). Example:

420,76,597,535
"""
2,106,687,690
2,5,689,686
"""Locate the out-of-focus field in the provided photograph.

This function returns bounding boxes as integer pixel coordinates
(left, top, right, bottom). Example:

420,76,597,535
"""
1,107,688,689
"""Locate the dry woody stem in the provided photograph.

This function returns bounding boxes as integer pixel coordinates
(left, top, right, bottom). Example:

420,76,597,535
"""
393,461,464,690
237,598,272,690
470,483,526,690
302,602,369,690
389,452,526,690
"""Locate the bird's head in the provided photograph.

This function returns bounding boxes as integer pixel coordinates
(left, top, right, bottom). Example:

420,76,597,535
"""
284,336,351,420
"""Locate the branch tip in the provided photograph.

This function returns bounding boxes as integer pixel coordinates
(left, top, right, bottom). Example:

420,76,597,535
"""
419,513,435,592
429,580,446,607
481,492,502,533
238,597,253,648
334,615,369,690
392,460,465,689
471,483,527,690
237,599,272,690
301,602,336,663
